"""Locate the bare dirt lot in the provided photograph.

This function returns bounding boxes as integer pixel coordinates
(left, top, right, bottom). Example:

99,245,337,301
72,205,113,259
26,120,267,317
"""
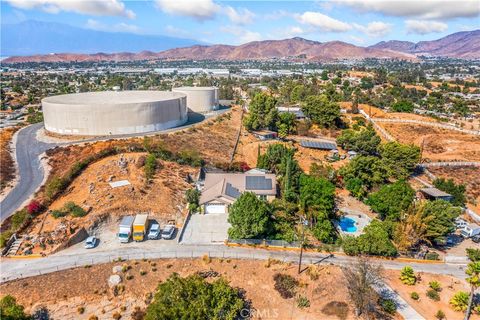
1,258,359,320
21,153,196,255
0,126,21,193
379,123,480,162
385,269,479,320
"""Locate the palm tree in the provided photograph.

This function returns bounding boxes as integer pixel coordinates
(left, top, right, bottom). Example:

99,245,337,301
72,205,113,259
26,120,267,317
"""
464,261,480,320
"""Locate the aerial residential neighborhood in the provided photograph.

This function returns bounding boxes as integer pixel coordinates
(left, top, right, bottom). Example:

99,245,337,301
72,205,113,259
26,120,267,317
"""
1,1,480,320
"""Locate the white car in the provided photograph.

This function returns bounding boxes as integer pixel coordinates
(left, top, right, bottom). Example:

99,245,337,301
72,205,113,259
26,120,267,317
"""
148,223,160,240
161,225,175,239
84,236,98,249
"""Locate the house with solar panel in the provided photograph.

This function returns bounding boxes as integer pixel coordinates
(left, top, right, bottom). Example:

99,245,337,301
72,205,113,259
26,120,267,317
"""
198,169,277,214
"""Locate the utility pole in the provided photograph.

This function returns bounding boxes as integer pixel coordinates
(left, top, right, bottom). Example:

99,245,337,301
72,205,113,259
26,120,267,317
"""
298,217,308,274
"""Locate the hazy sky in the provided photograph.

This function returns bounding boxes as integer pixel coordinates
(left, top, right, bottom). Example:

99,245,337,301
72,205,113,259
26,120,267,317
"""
2,0,479,45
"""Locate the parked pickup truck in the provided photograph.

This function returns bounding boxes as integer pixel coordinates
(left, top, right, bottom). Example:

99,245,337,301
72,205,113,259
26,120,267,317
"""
148,223,160,240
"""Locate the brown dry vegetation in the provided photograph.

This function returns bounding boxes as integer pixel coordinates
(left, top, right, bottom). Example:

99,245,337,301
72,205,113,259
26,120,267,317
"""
0,126,21,192
0,259,358,320
45,107,241,181
380,123,480,162
20,153,196,255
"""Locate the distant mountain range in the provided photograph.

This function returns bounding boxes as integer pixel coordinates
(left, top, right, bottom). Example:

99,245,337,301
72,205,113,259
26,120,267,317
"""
1,21,479,63
369,30,480,59
1,20,202,57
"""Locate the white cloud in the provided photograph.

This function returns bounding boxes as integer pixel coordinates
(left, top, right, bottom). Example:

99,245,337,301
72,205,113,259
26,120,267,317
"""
7,0,135,18
224,6,255,25
348,35,366,45
155,0,219,21
220,26,262,44
264,10,290,20
405,19,448,34
353,21,392,37
164,25,191,37
287,26,306,36
155,0,255,25
85,19,141,33
339,0,480,20
296,11,352,32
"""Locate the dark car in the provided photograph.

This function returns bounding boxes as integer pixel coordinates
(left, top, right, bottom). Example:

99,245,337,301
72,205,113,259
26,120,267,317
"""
472,235,480,243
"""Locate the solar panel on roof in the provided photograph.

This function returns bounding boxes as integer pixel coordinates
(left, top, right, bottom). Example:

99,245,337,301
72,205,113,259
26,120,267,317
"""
225,183,241,198
245,176,272,190
300,140,337,150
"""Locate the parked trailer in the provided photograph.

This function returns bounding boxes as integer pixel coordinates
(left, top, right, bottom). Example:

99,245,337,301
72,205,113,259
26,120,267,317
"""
132,214,149,242
118,216,134,243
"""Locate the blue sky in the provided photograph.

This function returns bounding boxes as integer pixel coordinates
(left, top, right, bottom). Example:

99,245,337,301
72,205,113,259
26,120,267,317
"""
2,0,479,45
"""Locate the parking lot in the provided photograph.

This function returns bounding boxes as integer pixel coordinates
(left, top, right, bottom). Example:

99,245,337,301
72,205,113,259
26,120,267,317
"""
180,212,230,245
55,220,179,256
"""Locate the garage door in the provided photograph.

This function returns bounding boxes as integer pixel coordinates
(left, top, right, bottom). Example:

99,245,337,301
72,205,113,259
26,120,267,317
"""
205,203,226,214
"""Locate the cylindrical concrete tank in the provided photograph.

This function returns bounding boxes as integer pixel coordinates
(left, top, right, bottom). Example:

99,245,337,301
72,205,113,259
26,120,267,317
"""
42,91,187,136
172,87,219,113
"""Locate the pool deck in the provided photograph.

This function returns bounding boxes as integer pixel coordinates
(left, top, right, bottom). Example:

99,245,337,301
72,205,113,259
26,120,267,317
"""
335,208,372,236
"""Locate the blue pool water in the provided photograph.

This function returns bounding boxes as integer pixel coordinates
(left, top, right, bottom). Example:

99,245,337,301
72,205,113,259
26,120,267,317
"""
339,217,358,233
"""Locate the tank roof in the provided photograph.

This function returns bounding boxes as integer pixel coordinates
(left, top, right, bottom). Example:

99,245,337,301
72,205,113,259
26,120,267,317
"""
173,86,217,91
42,90,186,105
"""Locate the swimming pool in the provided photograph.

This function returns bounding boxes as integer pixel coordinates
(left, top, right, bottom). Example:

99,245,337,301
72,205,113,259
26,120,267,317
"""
339,217,358,233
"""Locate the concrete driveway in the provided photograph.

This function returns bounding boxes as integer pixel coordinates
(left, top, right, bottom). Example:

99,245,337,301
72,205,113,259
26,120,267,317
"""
180,212,230,244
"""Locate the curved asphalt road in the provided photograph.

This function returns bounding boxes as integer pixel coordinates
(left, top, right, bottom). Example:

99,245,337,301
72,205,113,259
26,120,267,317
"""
0,123,58,222
0,110,228,223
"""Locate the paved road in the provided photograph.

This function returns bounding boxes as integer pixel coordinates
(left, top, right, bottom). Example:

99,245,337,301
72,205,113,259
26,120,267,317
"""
0,110,227,223
0,123,58,222
0,242,469,283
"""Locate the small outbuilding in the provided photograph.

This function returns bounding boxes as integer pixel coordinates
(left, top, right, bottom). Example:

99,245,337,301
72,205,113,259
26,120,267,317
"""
419,187,453,202
252,130,278,141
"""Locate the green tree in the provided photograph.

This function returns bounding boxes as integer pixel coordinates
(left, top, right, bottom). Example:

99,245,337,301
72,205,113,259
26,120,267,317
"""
343,220,397,257
243,92,278,131
312,218,337,244
465,261,480,320
299,174,336,219
378,142,420,180
185,188,200,212
290,84,307,102
145,273,245,320
302,94,341,128
466,248,480,262
336,126,381,156
433,178,467,207
391,100,414,113
257,144,302,200
450,291,469,312
321,70,329,81
339,156,388,199
228,192,271,239
276,112,296,138
144,153,157,183
422,200,461,243
400,266,417,285
367,181,415,221
0,295,29,320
